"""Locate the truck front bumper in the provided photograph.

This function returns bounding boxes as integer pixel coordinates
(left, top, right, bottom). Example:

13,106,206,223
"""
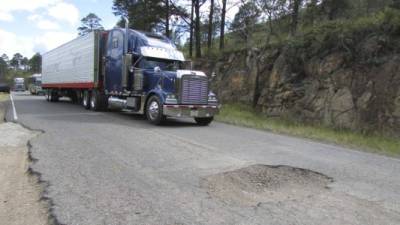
163,104,220,118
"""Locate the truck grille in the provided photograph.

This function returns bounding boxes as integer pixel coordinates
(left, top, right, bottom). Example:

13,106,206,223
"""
181,75,208,104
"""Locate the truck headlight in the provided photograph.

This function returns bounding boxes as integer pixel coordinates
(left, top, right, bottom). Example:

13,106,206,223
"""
165,94,177,104
208,95,218,103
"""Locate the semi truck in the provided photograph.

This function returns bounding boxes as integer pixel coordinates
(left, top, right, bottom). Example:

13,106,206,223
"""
13,77,25,92
42,29,219,125
28,74,44,95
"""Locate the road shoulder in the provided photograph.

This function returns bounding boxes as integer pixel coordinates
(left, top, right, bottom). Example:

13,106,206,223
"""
0,96,50,225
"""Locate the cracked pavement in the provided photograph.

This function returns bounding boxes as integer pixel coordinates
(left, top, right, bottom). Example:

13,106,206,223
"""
7,92,400,225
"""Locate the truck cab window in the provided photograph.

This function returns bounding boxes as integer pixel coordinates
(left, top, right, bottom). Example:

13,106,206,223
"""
141,58,182,72
112,38,118,48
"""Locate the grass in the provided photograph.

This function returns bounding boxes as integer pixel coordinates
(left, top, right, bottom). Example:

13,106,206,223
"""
216,104,400,157
0,93,9,102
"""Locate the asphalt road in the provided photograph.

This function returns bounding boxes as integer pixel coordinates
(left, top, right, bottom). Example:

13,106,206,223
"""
7,92,400,225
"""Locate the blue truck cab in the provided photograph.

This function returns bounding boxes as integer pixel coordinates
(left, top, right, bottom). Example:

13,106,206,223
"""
102,28,219,125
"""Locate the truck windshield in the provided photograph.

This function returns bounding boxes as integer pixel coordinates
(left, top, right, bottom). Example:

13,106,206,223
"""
142,57,182,72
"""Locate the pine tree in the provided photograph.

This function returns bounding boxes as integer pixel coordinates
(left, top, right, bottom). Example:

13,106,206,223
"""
231,2,260,44
78,13,104,36
29,53,42,73
10,53,23,70
113,0,164,31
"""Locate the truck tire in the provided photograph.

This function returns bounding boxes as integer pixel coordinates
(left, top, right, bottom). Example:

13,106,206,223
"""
146,95,166,125
45,90,50,101
50,91,59,102
69,91,79,104
82,90,91,110
90,90,98,111
76,91,83,104
90,90,108,111
195,117,214,126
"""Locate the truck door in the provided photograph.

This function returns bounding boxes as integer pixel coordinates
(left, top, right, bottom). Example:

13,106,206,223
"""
105,29,124,93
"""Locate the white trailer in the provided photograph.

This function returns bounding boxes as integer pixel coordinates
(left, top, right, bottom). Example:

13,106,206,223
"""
42,32,100,88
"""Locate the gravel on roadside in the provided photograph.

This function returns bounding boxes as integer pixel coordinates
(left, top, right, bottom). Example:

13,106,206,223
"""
0,94,9,123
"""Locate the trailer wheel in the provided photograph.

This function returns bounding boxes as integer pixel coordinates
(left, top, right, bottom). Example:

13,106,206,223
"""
194,117,214,126
76,91,83,104
45,90,50,101
50,91,59,102
82,90,91,109
69,91,79,104
146,95,166,125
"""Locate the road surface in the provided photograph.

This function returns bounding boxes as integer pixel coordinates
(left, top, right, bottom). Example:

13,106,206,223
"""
6,92,400,225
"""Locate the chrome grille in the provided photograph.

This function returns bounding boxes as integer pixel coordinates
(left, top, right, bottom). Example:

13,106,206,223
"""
180,75,208,104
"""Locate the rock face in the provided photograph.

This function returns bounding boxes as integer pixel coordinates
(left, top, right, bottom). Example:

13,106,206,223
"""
200,34,400,136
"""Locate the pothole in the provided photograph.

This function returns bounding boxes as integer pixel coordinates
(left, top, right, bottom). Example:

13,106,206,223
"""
202,164,333,206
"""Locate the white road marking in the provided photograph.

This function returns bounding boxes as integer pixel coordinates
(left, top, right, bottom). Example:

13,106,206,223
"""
10,93,18,121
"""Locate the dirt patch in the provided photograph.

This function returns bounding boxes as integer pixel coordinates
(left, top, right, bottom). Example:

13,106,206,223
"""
0,94,9,123
0,122,49,225
202,164,333,206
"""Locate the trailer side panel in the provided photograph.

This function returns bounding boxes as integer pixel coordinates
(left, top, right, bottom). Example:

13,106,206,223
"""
42,32,99,89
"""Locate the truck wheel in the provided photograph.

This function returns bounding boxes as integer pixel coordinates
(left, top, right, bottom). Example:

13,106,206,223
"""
45,90,50,101
50,91,59,102
90,90,108,111
70,91,79,104
82,90,91,109
90,91,97,111
76,91,83,104
195,117,214,126
146,95,166,125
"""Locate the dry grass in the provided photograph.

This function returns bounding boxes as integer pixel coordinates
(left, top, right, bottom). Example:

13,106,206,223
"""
0,93,9,102
216,104,400,157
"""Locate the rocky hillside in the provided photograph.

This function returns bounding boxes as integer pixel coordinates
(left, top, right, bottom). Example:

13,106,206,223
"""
200,10,400,136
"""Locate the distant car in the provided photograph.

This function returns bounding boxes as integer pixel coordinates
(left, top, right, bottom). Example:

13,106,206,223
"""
0,83,10,93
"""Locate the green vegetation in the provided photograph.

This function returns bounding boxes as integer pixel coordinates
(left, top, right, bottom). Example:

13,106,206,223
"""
0,93,9,102
78,13,104,36
216,104,400,157
217,6,400,56
0,52,42,85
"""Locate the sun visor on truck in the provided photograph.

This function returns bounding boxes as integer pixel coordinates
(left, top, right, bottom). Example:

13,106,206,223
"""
140,46,185,61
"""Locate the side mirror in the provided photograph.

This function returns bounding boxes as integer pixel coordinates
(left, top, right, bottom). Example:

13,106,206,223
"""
154,66,161,73
209,72,217,81
132,51,140,58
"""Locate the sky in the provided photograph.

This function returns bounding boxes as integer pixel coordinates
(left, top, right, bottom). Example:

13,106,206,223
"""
0,0,119,58
0,0,239,59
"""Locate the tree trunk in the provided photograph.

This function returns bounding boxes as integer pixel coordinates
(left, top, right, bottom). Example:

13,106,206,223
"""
144,0,149,30
207,0,214,53
195,0,202,58
165,0,170,38
290,0,302,36
309,0,318,25
189,0,194,58
219,0,227,50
